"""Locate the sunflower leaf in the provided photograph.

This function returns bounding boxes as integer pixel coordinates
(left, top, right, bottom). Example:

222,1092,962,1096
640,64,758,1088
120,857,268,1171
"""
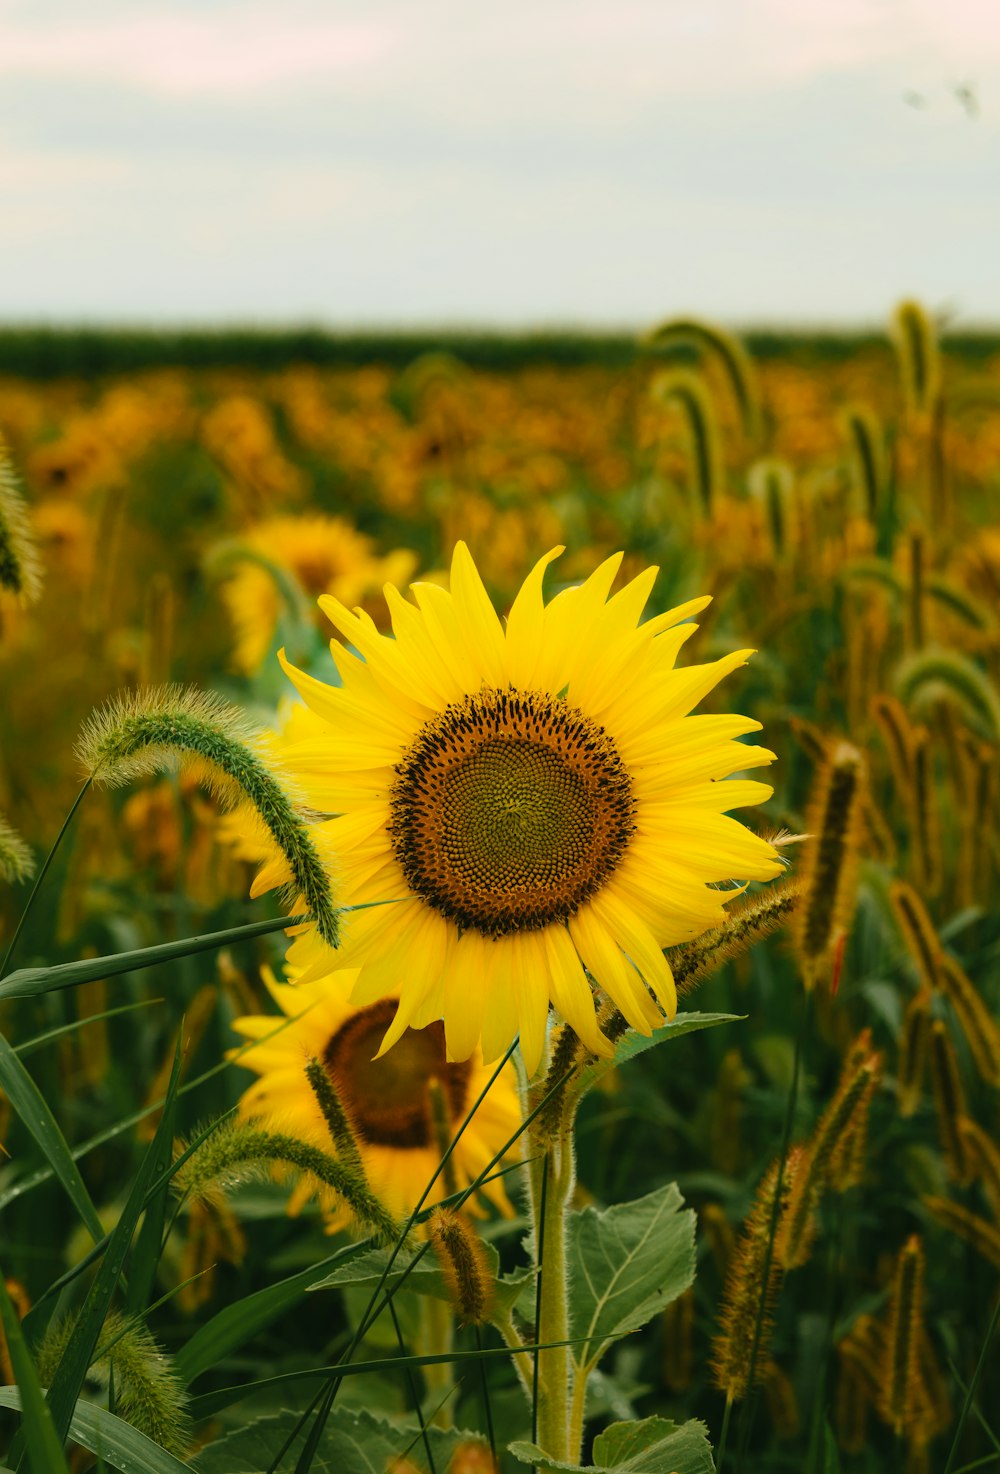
567,1182,696,1374
510,1414,715,1472
192,1407,480,1474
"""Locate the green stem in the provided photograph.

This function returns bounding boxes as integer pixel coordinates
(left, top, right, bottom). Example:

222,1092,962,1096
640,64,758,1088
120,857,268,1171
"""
716,1397,734,1473
534,1139,575,1461
491,1308,533,1402
0,778,91,979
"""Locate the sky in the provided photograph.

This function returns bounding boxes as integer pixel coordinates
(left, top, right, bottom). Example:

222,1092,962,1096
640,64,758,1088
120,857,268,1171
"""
1,0,998,327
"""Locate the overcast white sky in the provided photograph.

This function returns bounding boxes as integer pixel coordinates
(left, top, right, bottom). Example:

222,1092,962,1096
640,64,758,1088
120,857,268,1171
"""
1,0,998,326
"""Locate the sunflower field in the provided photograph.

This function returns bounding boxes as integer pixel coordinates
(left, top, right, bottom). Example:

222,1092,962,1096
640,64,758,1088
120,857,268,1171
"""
0,305,998,1474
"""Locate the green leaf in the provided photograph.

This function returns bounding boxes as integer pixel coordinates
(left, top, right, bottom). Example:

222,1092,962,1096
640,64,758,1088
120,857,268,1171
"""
175,1242,367,1385
567,1183,695,1373
576,1013,741,1093
309,1238,534,1320
0,1389,194,1474
0,912,304,1002
510,1415,715,1472
0,1275,71,1474
0,1030,104,1244
193,1407,480,1474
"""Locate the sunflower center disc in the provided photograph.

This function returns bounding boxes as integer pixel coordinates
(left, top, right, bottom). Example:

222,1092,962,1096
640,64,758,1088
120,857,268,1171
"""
324,1001,470,1148
390,688,635,937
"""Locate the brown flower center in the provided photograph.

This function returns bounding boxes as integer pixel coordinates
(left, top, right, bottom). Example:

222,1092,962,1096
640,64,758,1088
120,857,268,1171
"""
324,1000,471,1148
389,688,635,938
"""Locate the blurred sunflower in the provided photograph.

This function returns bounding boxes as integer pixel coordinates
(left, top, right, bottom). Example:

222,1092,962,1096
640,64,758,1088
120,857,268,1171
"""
250,542,781,1075
230,966,521,1226
216,513,418,673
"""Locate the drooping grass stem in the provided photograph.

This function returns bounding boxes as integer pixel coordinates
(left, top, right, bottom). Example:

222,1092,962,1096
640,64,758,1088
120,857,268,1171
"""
0,777,91,980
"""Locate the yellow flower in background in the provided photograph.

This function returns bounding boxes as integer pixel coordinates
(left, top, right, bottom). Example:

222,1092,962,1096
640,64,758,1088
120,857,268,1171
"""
230,966,521,1226
251,542,781,1077
216,513,418,672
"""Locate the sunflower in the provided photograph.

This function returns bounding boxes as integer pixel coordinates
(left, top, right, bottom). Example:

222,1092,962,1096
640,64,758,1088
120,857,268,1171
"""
230,966,522,1226
217,513,418,673
249,543,782,1076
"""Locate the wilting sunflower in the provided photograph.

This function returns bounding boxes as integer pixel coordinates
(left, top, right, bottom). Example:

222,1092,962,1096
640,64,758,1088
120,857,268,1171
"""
249,543,781,1075
230,966,521,1225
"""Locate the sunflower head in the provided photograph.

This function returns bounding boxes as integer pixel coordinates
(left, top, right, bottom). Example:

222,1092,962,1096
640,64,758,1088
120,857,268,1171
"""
244,543,782,1076
230,967,521,1227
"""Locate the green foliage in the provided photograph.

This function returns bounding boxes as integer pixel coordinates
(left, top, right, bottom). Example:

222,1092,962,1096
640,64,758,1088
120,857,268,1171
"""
0,1388,193,1474
192,1407,478,1473
0,1277,71,1474
511,1415,716,1472
567,1184,696,1376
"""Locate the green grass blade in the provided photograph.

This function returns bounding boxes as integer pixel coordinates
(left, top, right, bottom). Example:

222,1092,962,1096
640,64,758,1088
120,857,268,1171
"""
0,1273,72,1474
174,1243,367,1385
0,1031,104,1244
0,912,305,1001
188,1336,583,1420
41,1038,185,1451
0,1390,193,1474
124,1032,181,1319
13,999,162,1058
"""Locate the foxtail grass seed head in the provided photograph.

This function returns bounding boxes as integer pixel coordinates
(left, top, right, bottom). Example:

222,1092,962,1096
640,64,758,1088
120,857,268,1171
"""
958,739,997,906
909,728,942,896
897,992,931,1118
747,457,795,559
895,649,1000,745
890,881,944,993
670,880,801,1000
76,685,340,948
958,1116,1000,1218
173,1118,399,1243
711,1151,799,1401
788,715,829,768
304,1056,364,1175
923,1196,1000,1272
880,1235,925,1437
645,315,762,442
835,1356,872,1457
842,403,885,523
0,813,34,884
793,741,866,990
927,1021,971,1184
872,694,918,798
0,434,42,606
938,955,1000,1087
38,1310,191,1458
777,1059,879,1268
428,1207,494,1326
892,299,941,419
828,1034,883,1192
653,369,724,519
